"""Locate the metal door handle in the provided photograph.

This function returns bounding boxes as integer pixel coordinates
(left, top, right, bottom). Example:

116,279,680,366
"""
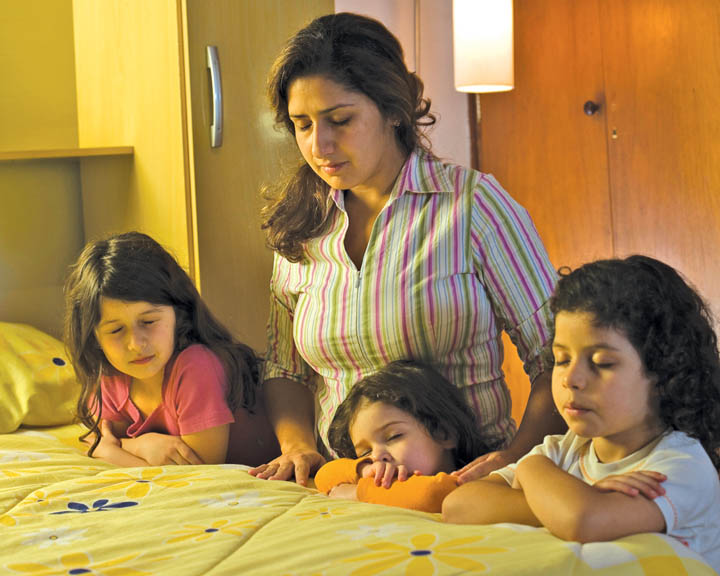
207,45,223,147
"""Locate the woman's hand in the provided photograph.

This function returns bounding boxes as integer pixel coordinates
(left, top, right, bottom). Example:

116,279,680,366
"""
121,433,203,466
249,448,326,486
257,378,324,485
593,471,667,499
329,483,359,500
452,450,515,484
358,460,412,488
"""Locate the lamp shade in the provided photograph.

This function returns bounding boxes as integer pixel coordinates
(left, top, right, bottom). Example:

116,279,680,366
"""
453,0,514,93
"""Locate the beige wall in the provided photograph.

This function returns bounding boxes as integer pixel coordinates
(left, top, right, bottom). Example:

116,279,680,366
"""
0,163,84,337
0,0,83,337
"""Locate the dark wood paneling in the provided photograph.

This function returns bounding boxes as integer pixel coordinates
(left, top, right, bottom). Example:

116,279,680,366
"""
601,0,720,313
475,0,616,424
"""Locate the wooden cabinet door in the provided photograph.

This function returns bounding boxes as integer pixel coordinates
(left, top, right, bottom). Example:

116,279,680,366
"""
476,0,615,424
600,0,720,310
478,0,615,271
185,0,333,352
475,0,720,424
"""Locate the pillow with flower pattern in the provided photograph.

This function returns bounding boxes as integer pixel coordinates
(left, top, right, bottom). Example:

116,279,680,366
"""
0,322,80,433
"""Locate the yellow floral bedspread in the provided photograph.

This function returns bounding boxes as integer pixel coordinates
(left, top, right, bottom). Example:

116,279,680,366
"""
0,425,714,576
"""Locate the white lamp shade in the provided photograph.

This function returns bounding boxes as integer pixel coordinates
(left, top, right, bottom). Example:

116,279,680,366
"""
453,0,514,93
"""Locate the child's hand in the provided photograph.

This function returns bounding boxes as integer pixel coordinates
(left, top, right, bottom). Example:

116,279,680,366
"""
122,433,203,466
329,483,359,500
593,471,667,499
100,419,121,446
82,420,121,459
82,419,120,448
358,460,412,489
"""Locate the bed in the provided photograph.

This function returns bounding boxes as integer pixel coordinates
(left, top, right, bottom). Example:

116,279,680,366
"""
1,322,716,575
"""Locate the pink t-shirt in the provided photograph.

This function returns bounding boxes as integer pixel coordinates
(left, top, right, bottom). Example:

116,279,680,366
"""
100,344,234,437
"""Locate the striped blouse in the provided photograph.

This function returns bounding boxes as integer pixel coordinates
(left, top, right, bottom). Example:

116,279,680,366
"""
264,149,557,453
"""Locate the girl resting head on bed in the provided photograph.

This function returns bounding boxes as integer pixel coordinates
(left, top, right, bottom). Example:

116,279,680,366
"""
64,231,279,467
314,360,500,512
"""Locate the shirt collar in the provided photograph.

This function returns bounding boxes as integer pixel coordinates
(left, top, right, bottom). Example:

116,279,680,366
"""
397,148,455,197
328,148,455,210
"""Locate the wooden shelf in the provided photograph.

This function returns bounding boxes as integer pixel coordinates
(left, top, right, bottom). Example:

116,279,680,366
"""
0,146,134,161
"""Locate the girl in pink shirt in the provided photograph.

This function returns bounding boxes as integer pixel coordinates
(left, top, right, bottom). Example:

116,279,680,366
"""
65,231,279,467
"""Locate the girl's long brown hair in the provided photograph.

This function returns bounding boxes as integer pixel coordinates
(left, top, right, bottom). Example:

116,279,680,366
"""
64,231,260,455
262,12,436,262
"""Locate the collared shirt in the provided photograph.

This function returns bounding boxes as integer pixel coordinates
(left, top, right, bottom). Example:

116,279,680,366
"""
264,149,557,453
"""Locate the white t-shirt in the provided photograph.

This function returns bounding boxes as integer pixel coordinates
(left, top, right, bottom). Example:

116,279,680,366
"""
493,430,720,572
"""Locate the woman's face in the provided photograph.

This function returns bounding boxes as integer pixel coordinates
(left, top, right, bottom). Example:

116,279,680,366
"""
287,75,406,196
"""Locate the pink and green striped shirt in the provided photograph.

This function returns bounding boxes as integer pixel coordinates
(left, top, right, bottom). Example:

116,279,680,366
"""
264,149,557,453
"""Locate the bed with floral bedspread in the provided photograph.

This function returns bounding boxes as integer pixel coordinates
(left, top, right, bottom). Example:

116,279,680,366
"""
0,424,714,576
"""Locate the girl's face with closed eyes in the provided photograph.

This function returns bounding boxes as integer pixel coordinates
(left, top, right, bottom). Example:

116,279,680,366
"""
552,311,664,462
349,401,456,475
287,75,406,196
95,298,176,389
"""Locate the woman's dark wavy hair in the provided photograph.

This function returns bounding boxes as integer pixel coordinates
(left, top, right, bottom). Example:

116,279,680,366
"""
328,360,498,469
64,231,261,455
550,255,720,469
261,12,436,262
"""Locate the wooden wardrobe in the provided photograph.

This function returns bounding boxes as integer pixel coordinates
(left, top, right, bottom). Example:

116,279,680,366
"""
477,0,720,423
1,0,332,348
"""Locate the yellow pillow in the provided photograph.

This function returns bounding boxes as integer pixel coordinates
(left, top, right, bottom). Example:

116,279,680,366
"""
0,322,80,433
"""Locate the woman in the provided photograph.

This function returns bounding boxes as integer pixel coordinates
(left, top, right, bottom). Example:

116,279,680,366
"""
250,12,566,486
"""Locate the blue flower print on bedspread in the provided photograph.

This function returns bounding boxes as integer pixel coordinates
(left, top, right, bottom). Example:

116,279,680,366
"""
51,499,138,514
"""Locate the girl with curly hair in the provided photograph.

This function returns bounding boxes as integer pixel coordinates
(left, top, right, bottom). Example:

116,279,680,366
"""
315,360,499,512
443,255,720,571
